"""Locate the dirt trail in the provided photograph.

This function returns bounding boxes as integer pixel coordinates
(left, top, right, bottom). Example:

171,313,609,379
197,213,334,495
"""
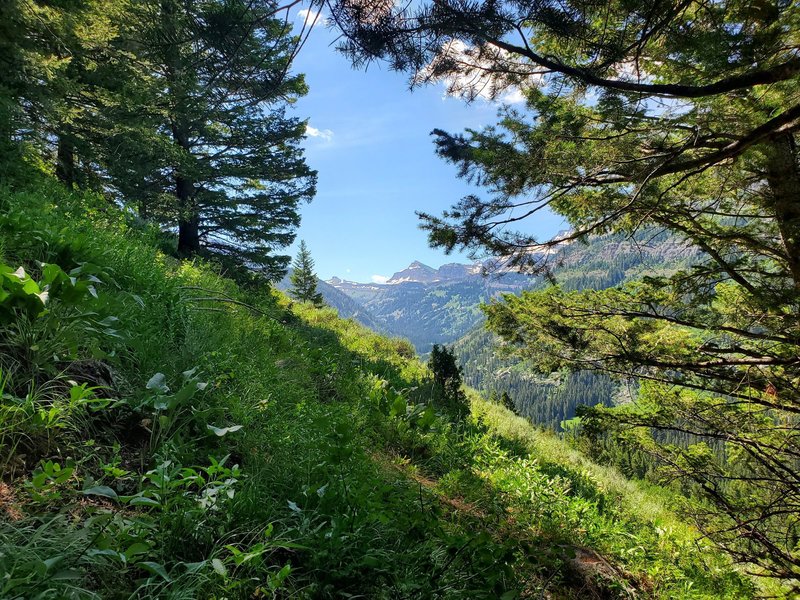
370,450,641,599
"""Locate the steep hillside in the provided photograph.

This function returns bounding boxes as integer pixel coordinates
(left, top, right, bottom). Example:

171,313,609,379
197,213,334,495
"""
277,270,385,332
347,279,487,352
0,178,758,599
323,234,697,358
548,231,698,290
453,327,616,430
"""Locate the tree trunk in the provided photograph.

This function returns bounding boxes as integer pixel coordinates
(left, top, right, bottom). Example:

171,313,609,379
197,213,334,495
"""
765,134,800,289
171,119,200,256
176,172,200,256
55,134,75,190
162,0,200,257
0,102,12,156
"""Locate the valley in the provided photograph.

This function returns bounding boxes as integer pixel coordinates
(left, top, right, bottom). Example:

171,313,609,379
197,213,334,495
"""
292,232,698,431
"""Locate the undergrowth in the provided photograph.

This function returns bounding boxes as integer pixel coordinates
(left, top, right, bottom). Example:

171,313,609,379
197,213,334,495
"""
0,177,759,598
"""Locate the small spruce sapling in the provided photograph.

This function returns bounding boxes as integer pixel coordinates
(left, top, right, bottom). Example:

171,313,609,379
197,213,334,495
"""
289,241,324,307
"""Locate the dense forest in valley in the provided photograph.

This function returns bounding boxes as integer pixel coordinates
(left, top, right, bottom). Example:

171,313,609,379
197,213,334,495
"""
2,0,800,598
454,231,699,430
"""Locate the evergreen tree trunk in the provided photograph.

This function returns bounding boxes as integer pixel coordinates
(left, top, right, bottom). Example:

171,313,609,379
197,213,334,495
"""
765,135,800,289
174,124,199,255
173,119,198,255
162,0,200,257
176,176,199,256
0,101,12,154
55,134,75,190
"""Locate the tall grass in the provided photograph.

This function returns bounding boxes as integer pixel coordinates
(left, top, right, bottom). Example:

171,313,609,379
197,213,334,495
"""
0,177,766,598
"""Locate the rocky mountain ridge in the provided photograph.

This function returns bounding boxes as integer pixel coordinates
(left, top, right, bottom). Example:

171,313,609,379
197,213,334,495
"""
324,260,537,352
281,231,698,357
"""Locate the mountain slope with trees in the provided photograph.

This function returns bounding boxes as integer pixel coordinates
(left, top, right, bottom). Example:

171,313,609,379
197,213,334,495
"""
277,271,386,332
453,231,698,429
326,0,800,585
322,232,696,356
326,261,536,353
0,174,757,598
2,0,799,595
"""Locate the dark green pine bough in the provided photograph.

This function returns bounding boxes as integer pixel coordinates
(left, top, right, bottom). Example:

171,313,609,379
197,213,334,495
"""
323,0,800,586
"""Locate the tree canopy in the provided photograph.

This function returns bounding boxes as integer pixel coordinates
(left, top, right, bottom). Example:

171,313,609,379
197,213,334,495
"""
1,0,316,280
108,0,316,278
324,0,800,584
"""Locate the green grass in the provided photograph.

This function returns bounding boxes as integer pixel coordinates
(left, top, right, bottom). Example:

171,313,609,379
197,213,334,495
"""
0,176,765,598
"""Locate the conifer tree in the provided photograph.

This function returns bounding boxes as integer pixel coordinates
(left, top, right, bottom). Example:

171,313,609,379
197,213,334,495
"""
289,240,324,307
429,344,468,418
0,1,315,280
105,0,317,279
0,0,124,183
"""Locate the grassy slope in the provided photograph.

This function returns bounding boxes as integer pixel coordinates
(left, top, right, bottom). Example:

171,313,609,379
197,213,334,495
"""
0,178,756,598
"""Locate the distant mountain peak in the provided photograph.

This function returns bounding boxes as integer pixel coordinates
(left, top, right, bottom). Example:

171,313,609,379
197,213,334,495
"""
403,261,436,273
388,261,440,284
326,275,365,286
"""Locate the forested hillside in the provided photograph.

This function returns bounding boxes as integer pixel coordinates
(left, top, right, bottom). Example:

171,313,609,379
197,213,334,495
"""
328,0,800,589
277,270,386,332
3,0,800,597
454,232,697,430
454,327,617,430
326,262,535,353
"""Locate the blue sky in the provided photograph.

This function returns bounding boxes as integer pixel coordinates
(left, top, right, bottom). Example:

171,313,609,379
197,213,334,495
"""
287,9,564,283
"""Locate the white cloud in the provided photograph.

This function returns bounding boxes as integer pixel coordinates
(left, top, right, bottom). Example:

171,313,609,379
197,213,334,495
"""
418,39,542,104
297,8,327,27
609,59,654,83
371,274,390,284
305,124,334,142
500,87,526,105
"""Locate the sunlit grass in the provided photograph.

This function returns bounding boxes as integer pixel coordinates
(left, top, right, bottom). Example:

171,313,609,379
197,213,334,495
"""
0,178,767,599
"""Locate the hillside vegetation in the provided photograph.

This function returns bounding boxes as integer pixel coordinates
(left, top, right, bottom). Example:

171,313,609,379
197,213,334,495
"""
0,177,755,598
453,232,698,429
329,1,800,586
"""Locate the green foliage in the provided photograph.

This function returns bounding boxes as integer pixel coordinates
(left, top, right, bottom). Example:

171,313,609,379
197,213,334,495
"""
429,343,469,419
327,0,800,584
0,0,126,187
0,0,315,279
0,179,765,598
451,231,692,431
104,0,317,276
289,240,324,306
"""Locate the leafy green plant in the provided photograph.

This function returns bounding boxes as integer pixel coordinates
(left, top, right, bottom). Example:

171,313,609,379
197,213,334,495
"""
0,259,121,392
138,368,208,452
0,376,112,476
0,181,761,599
0,264,48,323
26,459,77,504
